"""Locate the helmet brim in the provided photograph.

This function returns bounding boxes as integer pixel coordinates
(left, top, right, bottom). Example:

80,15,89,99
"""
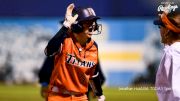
59,16,100,24
78,16,101,22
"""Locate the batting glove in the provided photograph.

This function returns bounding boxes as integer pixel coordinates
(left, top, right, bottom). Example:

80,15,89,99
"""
63,3,78,28
98,95,105,101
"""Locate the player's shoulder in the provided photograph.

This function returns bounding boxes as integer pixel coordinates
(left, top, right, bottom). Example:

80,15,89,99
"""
93,40,98,49
62,33,71,41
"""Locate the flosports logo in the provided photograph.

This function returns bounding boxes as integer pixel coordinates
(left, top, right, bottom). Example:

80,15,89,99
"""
158,2,178,13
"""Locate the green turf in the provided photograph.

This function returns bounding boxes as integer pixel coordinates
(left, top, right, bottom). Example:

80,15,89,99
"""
0,84,44,101
0,84,158,101
103,87,158,101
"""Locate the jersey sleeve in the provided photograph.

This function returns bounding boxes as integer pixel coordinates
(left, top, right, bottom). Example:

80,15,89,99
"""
89,59,105,96
38,56,54,86
171,50,180,98
44,26,68,57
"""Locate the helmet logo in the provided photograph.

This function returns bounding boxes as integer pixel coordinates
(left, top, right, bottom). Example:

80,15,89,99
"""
158,2,178,13
87,8,96,16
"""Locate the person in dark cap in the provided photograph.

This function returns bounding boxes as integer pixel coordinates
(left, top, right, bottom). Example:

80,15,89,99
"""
44,3,105,101
154,0,180,101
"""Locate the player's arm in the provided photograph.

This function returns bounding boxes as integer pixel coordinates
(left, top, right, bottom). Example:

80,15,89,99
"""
89,60,105,101
38,56,54,98
44,26,68,57
45,3,78,57
38,57,54,84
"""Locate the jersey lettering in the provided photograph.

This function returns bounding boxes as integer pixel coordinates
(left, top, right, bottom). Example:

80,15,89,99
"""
66,54,95,68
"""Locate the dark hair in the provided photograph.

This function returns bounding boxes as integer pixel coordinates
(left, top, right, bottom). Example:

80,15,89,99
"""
165,30,180,44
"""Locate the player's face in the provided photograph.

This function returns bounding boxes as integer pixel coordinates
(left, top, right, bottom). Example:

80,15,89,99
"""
81,21,96,38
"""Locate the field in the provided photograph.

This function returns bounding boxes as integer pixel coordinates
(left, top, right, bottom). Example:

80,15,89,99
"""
0,84,158,101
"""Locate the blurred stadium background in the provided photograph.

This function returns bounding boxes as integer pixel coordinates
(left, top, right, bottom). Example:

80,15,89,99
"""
0,0,166,101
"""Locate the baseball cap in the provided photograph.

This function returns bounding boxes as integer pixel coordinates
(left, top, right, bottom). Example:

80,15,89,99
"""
153,0,180,26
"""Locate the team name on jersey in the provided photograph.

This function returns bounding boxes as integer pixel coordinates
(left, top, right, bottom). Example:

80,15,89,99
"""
66,54,95,68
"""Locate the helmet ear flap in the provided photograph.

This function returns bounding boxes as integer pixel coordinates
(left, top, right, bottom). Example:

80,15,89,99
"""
71,23,84,33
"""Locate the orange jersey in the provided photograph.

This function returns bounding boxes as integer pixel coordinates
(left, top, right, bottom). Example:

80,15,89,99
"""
49,35,98,94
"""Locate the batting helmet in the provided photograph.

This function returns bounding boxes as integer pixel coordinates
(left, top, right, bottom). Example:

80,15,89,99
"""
71,7,101,33
154,0,180,33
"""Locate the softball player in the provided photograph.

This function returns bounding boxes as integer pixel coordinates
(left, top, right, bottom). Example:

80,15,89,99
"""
38,56,105,100
154,1,180,101
44,3,105,101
